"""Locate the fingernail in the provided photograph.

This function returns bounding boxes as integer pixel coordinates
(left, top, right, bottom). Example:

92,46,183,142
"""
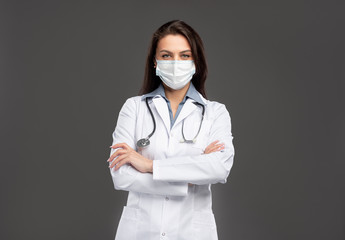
109,146,113,148
107,158,110,162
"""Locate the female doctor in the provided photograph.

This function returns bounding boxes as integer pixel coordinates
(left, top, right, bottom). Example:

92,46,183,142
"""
107,20,235,240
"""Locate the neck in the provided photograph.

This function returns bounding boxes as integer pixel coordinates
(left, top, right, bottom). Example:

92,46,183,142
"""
163,82,191,104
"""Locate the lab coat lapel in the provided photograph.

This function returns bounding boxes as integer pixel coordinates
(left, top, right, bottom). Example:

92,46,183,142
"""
174,99,198,127
152,97,171,133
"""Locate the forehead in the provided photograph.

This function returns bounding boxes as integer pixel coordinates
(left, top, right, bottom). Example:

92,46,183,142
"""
156,34,191,52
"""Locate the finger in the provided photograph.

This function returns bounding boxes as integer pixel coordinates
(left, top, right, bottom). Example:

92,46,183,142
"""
210,140,220,145
110,154,127,168
213,143,225,150
110,153,128,168
108,149,127,162
110,143,131,150
205,142,217,151
207,143,222,151
204,140,220,151
114,158,130,171
218,143,225,149
108,149,123,162
214,145,225,152
205,148,218,154
205,144,225,154
207,140,219,148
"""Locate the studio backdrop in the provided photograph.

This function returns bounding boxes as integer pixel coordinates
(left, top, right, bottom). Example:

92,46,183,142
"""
1,1,344,240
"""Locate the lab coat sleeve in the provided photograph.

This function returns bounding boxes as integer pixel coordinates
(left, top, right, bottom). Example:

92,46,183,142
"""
152,103,235,185
109,97,188,196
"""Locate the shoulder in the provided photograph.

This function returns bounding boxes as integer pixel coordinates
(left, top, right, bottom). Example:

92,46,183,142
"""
121,95,143,106
203,98,232,123
205,98,230,113
197,92,228,112
118,96,142,114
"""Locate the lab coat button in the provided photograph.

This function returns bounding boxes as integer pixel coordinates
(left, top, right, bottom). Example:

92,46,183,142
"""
162,232,165,236
165,197,169,201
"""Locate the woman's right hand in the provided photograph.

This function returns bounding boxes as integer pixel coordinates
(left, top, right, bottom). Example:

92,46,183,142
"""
204,140,225,154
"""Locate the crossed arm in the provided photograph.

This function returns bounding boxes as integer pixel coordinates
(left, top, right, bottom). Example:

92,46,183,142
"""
107,98,234,196
107,140,225,172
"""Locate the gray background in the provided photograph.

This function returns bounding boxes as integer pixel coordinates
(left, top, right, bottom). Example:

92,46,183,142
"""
1,0,344,239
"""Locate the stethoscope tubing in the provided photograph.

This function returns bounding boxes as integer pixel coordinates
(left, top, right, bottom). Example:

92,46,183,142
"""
136,97,205,148
181,102,205,143
146,97,156,139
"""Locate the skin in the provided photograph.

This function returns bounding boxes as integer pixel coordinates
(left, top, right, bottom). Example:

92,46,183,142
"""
108,34,225,173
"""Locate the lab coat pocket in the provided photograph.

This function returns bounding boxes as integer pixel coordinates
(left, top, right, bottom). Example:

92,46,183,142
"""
115,206,141,240
192,211,218,240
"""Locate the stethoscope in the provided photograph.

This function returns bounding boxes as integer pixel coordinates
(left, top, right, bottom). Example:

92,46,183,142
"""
136,97,205,148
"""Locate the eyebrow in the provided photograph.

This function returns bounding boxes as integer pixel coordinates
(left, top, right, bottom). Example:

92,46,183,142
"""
159,50,192,53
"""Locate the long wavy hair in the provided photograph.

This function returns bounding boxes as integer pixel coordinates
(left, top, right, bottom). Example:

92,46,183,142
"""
139,20,208,99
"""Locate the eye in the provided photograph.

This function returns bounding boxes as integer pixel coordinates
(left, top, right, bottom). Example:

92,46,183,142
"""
181,54,191,59
162,54,171,59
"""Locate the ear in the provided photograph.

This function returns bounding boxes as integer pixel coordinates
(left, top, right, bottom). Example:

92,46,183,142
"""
153,59,157,68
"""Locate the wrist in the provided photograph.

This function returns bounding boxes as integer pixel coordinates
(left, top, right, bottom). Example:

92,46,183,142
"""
150,160,153,173
147,159,153,173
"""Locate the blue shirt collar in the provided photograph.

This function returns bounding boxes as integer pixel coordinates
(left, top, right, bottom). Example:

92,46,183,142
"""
141,82,205,106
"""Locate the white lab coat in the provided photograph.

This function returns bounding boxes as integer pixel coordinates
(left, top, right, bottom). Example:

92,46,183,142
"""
109,92,235,240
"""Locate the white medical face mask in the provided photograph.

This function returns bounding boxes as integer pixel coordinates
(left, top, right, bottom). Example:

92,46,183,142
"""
155,59,196,90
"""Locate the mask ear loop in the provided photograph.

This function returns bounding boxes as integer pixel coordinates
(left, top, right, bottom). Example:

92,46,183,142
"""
154,57,160,68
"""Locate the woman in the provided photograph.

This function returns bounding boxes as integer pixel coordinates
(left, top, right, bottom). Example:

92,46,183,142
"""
107,20,235,240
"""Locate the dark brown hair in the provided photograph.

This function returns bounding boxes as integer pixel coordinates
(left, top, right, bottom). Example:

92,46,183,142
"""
139,20,208,99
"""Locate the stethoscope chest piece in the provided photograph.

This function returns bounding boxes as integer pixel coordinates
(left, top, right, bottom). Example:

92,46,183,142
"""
137,138,150,148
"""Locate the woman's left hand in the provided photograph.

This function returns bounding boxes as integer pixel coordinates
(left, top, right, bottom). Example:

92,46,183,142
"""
108,143,153,173
204,140,225,154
